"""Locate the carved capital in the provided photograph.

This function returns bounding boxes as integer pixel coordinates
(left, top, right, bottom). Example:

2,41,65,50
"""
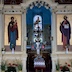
51,8,57,14
24,9,27,13
22,11,24,14
21,8,27,14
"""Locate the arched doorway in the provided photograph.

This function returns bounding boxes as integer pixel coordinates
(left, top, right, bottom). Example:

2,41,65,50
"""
26,1,52,72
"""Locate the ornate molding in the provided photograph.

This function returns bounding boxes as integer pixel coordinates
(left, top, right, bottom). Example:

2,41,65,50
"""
21,0,57,10
2,5,22,13
27,1,51,9
0,1,71,14
56,9,72,13
54,5,72,13
3,9,22,13
51,8,57,14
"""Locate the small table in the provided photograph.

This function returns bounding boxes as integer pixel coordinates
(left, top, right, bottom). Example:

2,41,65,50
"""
34,67,45,72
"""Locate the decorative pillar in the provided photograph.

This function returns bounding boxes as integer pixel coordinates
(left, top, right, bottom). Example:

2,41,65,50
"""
22,9,27,52
22,57,27,72
22,8,27,72
0,13,2,54
0,11,4,54
51,9,57,72
0,10,3,72
51,54,57,72
52,57,56,72
51,9,57,53
0,57,1,72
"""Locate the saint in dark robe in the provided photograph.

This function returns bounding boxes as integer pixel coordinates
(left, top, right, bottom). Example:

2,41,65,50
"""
34,17,40,25
60,16,71,50
8,17,18,50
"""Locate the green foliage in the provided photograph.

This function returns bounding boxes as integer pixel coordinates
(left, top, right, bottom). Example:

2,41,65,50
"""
56,60,60,71
61,66,70,72
17,63,22,71
70,59,72,68
70,61,72,67
56,63,60,71
14,59,22,71
1,62,6,71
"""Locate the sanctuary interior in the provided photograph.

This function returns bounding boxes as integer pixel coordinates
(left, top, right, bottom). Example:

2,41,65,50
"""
0,0,72,72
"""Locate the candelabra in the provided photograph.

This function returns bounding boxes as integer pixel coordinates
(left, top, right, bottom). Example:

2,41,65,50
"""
33,25,43,55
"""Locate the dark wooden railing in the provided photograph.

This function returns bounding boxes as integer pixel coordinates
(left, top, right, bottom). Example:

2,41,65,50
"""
4,0,23,5
55,0,72,4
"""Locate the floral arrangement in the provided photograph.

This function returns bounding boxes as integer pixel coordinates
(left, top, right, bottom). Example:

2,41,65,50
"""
1,60,22,71
8,62,22,71
60,62,70,72
56,59,72,72
56,60,71,72
8,63,17,67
